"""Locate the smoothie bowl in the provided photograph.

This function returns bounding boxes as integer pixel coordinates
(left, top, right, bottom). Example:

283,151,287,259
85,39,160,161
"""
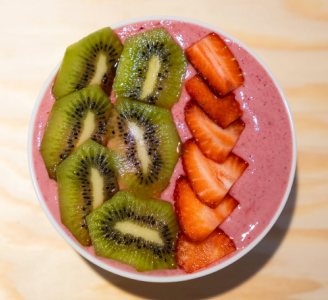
27,16,296,282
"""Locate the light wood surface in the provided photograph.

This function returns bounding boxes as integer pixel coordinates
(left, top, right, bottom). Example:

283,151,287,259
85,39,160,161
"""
1,0,328,299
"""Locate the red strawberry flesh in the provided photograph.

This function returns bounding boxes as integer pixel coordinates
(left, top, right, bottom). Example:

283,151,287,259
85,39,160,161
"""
174,176,221,242
207,153,248,191
186,33,244,96
174,176,239,242
182,140,248,208
213,194,239,222
185,100,245,163
185,75,243,128
176,228,236,273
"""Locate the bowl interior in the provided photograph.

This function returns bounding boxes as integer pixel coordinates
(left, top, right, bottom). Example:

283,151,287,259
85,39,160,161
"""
28,15,297,283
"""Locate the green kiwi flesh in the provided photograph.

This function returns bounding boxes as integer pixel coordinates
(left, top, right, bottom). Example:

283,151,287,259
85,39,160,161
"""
113,27,187,109
108,98,181,198
86,190,179,272
57,139,119,246
53,27,123,99
40,85,112,180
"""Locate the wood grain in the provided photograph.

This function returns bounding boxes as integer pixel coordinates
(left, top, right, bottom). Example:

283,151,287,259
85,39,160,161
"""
1,0,328,299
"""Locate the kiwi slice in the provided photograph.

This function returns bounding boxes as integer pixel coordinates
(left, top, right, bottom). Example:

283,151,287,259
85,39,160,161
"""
108,98,181,198
40,85,112,180
86,190,179,272
113,27,187,109
57,139,119,246
53,27,123,99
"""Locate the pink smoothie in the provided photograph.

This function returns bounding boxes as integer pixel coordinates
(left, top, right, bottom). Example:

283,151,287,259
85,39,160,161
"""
32,20,293,277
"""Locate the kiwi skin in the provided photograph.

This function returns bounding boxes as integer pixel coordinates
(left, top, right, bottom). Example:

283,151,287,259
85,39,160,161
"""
86,189,179,272
57,139,119,246
108,98,181,198
40,85,112,180
53,27,123,99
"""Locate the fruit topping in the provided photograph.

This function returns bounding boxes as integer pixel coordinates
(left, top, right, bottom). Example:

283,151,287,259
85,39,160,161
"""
40,85,112,180
108,98,181,198
41,25,250,273
174,176,220,242
174,176,238,242
113,27,187,109
185,100,244,163
86,190,179,272
53,27,123,99
186,33,244,96
213,194,239,222
56,139,119,246
182,140,248,208
185,75,242,128
176,228,236,273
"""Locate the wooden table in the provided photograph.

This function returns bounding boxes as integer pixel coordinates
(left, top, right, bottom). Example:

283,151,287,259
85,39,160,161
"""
1,0,327,299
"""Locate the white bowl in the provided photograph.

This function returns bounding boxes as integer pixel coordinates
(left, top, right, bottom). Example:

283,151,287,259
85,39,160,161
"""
28,16,297,283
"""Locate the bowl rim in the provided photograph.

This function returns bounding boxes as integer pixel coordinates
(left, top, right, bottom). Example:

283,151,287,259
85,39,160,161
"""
27,15,297,283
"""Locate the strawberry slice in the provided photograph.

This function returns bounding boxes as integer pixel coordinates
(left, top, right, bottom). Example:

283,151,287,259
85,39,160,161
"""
176,229,236,273
185,100,244,163
186,33,244,96
185,75,242,128
213,194,239,222
182,140,248,208
208,154,248,191
174,176,220,242
174,176,239,242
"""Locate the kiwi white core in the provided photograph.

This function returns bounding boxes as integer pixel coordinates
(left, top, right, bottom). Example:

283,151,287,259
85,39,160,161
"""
128,122,150,174
140,55,161,100
115,221,164,246
89,53,108,86
76,111,96,148
91,167,104,210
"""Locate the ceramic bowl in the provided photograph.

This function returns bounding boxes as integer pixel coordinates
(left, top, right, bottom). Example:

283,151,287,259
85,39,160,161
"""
28,16,297,283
